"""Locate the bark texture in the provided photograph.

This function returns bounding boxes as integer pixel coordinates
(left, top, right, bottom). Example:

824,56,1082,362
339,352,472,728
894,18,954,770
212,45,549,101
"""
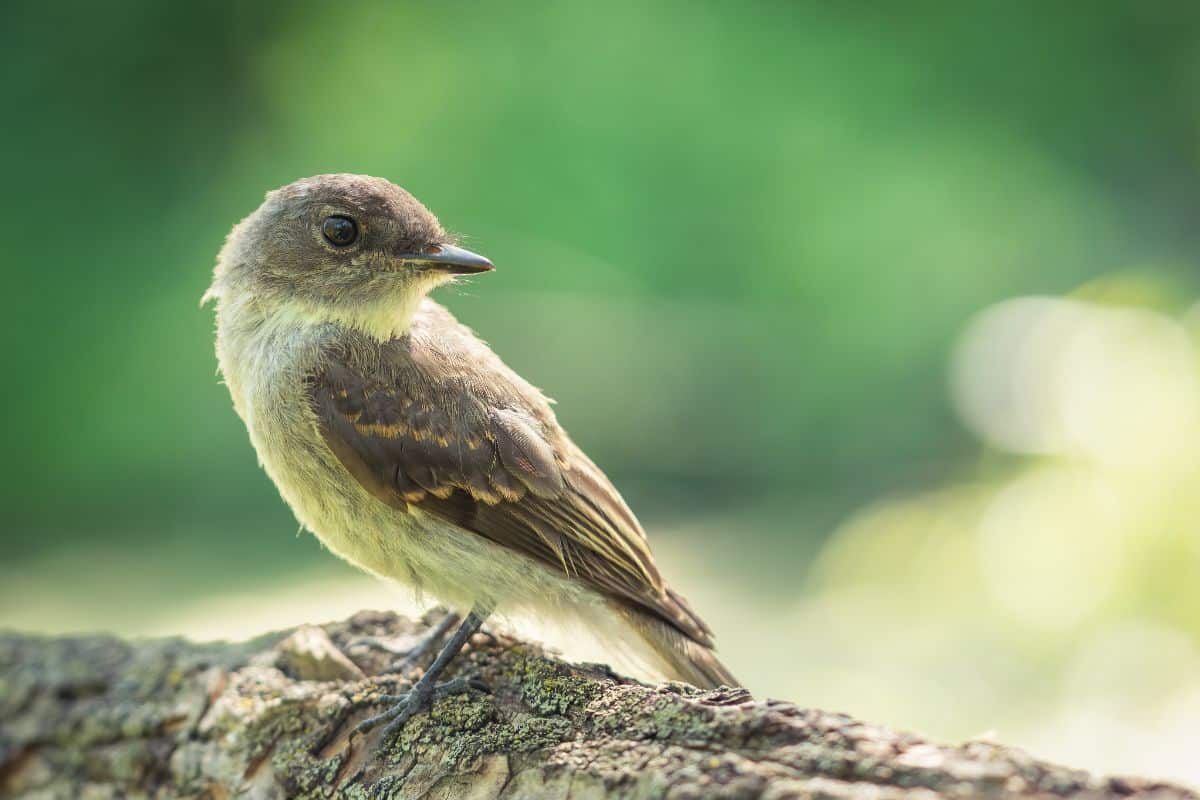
0,610,1193,799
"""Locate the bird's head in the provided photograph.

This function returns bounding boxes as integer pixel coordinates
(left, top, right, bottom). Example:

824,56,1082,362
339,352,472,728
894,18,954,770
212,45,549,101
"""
205,174,492,340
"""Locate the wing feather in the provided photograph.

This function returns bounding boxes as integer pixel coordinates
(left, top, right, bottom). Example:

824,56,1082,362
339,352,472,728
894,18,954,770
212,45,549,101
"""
306,307,712,646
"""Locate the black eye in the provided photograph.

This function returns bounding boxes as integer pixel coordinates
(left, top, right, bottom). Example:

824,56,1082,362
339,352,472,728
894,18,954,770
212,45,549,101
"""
322,215,358,246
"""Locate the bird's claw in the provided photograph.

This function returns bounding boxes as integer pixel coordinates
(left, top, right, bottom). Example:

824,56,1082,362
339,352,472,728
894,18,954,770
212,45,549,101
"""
353,676,491,746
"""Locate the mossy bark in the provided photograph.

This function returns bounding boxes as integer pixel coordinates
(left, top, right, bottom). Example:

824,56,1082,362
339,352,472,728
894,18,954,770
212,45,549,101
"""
0,610,1193,799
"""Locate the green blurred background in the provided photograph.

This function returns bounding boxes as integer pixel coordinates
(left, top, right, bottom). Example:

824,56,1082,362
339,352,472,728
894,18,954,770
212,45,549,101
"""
5,0,1200,784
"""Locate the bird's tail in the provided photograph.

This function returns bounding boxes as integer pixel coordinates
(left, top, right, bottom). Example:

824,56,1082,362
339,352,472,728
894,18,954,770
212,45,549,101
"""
615,597,739,690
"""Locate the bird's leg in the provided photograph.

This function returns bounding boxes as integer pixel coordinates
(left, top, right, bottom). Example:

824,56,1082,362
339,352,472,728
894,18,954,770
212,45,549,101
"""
379,610,460,673
354,605,491,744
360,610,461,674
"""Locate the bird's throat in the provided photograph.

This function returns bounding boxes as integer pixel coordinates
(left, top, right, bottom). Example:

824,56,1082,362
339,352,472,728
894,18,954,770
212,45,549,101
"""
276,292,426,342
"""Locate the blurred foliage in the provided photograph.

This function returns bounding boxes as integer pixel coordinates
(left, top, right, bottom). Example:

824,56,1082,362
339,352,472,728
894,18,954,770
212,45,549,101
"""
4,0,1200,784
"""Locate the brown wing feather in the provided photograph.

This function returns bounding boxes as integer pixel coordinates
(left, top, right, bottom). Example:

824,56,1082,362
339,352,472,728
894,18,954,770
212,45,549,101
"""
306,304,713,647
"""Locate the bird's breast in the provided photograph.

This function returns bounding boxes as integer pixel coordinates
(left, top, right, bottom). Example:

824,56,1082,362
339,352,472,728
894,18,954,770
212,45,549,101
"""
216,309,412,573
213,304,601,617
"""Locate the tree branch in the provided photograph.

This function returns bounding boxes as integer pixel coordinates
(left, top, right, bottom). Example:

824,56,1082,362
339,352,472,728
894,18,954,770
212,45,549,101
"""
0,610,1192,799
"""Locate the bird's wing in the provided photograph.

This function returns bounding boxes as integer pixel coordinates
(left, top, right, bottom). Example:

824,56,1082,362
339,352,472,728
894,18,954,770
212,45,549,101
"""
305,308,713,646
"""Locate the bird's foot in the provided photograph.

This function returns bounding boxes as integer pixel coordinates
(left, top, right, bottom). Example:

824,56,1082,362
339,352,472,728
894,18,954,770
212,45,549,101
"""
354,675,491,745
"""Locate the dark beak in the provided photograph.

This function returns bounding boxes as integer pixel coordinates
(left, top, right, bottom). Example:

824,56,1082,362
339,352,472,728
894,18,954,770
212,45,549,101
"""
401,243,494,275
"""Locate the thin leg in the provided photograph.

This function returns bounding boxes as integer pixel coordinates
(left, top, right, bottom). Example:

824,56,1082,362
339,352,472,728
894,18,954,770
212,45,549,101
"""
414,607,487,684
378,611,461,675
354,604,492,744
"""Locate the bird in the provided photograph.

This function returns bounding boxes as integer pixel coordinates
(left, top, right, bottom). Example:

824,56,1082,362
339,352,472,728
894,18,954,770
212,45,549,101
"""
205,174,738,741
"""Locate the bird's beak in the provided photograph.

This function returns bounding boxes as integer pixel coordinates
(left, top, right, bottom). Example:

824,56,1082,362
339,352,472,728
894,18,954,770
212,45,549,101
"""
399,243,494,275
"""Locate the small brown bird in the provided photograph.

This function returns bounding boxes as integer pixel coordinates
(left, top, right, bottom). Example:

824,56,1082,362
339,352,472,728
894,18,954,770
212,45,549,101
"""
205,174,736,740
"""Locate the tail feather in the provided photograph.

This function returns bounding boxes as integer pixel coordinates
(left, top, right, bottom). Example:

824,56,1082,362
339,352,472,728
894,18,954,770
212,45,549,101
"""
617,603,739,689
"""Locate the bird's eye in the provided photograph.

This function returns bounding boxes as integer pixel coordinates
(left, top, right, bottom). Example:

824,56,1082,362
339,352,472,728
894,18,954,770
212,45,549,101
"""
322,215,358,246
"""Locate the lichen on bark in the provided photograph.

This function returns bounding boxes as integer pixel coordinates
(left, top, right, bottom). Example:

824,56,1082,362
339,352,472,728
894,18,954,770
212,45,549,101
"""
1,610,1194,799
